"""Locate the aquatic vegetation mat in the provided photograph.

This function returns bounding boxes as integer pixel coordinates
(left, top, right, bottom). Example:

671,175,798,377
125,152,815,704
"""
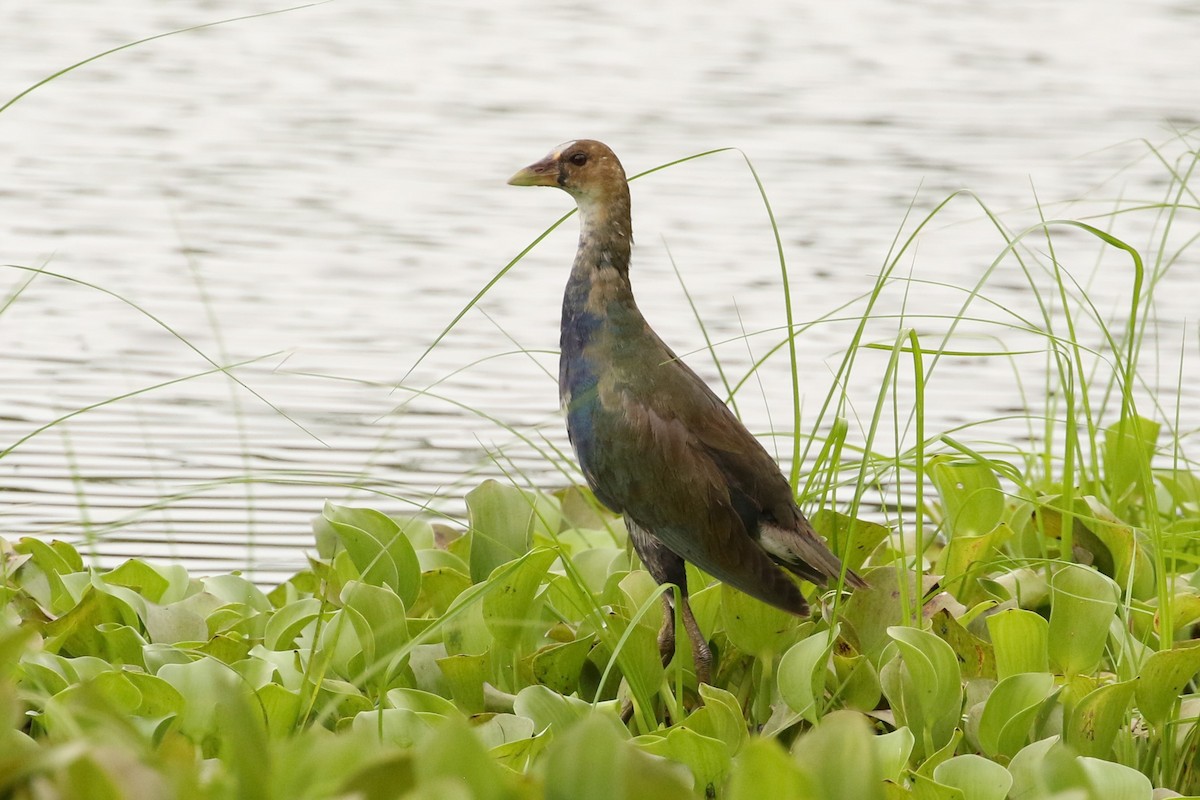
4,458,1200,799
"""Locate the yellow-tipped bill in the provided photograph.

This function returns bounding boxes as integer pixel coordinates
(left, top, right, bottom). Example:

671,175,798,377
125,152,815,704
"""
507,153,560,187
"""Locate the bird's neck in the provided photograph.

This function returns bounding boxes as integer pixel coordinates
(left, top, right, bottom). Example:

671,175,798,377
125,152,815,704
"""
564,189,635,314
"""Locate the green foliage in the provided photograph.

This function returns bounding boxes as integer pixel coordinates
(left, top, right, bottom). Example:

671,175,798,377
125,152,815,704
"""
3,32,1199,795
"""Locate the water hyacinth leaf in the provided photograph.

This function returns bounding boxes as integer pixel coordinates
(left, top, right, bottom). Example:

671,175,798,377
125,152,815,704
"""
202,573,271,611
467,480,561,583
929,609,995,680
1007,736,1087,800
158,656,252,745
257,681,302,737
436,652,488,713
873,726,915,783
13,537,77,613
832,650,882,712
727,736,813,800
92,623,146,667
638,726,731,798
1074,496,1155,598
842,568,927,665
1065,678,1136,758
320,503,421,606
530,635,594,695
143,602,208,645
471,712,535,750
1048,564,1119,676
791,711,885,800
938,524,1007,604
689,684,750,753
264,597,322,651
927,456,1005,539
907,773,964,800
1103,415,1159,508
101,559,173,603
353,707,437,747
513,684,593,736
42,584,141,658
1078,756,1153,800
1135,640,1200,726
412,567,472,618
544,714,691,800
933,754,1012,800
882,626,962,758
987,608,1049,680
977,672,1056,759
442,586,492,656
810,509,891,574
778,625,839,722
340,581,410,689
482,548,558,651
720,581,799,658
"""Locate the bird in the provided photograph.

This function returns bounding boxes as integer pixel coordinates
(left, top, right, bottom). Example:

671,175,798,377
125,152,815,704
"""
508,139,866,684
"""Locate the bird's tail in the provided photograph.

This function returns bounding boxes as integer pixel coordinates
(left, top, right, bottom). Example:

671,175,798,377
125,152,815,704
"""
761,522,869,589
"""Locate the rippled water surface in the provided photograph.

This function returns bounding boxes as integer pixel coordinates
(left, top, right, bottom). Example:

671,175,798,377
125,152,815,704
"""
3,0,1199,582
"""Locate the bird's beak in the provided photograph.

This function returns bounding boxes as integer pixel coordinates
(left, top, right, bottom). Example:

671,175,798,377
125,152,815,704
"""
507,154,560,187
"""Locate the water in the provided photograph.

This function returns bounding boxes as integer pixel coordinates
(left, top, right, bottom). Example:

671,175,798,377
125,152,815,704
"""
2,0,1198,583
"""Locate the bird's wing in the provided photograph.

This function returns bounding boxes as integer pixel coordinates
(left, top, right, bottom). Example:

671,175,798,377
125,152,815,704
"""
586,345,810,613
628,344,857,588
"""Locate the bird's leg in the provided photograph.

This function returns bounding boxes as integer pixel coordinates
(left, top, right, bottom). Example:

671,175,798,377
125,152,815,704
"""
657,593,677,668
678,594,712,685
628,519,712,683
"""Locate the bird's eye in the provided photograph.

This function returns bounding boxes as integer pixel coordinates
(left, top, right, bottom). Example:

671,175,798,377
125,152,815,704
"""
569,152,588,166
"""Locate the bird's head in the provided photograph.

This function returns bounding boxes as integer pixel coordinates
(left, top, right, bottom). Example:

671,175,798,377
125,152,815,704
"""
508,140,628,206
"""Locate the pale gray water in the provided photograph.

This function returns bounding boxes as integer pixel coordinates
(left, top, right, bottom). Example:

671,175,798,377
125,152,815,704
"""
2,0,1199,582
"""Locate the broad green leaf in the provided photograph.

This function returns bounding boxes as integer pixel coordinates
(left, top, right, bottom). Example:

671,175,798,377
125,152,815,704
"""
688,684,750,754
977,672,1056,759
482,548,558,651
987,608,1049,680
411,567,472,617
1048,564,1119,676
1103,415,1159,509
833,650,882,712
933,755,1012,800
340,581,410,690
158,657,252,745
543,714,691,800
264,597,322,651
639,727,731,798
530,635,594,695
437,652,488,713
728,736,813,800
319,503,421,606
471,713,535,750
810,510,891,574
929,609,995,680
882,626,962,759
467,481,561,583
873,726,915,783
1078,756,1153,800
513,684,594,736
778,625,839,722
720,581,799,658
1135,640,1200,726
1065,679,1136,758
792,711,885,800
927,456,1005,539
908,773,964,800
842,568,928,664
101,559,173,603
